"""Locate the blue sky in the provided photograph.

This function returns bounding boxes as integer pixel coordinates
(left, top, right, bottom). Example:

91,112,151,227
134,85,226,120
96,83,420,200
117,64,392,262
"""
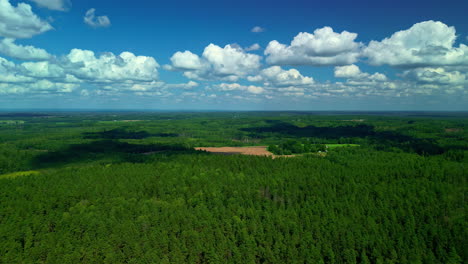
0,0,467,110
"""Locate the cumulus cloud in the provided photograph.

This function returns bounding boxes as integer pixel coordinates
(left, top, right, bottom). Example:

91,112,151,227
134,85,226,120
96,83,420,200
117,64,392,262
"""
26,79,78,92
251,26,265,33
202,44,260,77
334,64,361,78
0,48,161,94
0,56,82,94
20,61,65,78
334,64,387,81
218,83,265,94
84,8,111,28
28,0,71,11
0,80,78,94
245,43,261,51
0,0,53,38
168,50,203,70
403,67,466,85
168,44,261,81
0,57,79,94
364,21,468,67
16,49,159,83
0,38,51,60
165,80,199,89
246,85,265,94
0,56,34,83
104,80,194,97
80,89,89,96
248,66,314,87
265,26,361,66
65,49,159,82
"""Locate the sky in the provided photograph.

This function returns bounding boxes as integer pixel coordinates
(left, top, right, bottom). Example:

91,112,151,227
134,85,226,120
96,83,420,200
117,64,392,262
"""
0,0,467,111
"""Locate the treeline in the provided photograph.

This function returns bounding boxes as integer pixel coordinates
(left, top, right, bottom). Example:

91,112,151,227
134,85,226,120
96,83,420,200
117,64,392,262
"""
268,139,326,155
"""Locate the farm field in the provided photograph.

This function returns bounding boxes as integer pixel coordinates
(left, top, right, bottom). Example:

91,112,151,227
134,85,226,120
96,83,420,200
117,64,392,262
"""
0,111,466,263
195,146,273,156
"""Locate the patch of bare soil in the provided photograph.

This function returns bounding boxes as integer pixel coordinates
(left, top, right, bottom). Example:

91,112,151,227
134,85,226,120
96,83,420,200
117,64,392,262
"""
195,146,297,158
445,128,463,133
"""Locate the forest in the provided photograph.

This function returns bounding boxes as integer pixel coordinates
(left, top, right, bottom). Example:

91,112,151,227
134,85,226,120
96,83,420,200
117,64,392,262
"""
0,111,466,263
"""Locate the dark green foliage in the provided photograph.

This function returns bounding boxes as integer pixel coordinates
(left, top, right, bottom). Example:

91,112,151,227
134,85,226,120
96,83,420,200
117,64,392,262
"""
0,111,467,263
32,140,191,168
83,128,179,140
83,128,152,139
268,139,326,155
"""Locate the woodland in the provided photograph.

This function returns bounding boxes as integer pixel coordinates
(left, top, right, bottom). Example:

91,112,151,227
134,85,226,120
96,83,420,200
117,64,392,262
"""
0,111,466,263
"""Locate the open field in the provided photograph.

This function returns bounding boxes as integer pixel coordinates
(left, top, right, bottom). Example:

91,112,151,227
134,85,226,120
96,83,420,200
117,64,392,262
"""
196,146,324,158
195,146,301,158
195,146,273,156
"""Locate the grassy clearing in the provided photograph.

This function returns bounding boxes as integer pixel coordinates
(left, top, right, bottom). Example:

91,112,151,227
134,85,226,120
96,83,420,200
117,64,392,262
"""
0,120,25,124
0,170,40,179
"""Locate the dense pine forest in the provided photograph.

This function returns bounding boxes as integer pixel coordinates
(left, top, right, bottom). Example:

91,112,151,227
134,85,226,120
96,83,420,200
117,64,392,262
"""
0,111,466,263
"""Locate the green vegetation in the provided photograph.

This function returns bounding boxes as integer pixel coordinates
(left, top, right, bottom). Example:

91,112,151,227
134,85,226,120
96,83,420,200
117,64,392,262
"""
326,143,360,149
0,120,24,124
0,111,466,263
268,139,326,155
0,170,40,179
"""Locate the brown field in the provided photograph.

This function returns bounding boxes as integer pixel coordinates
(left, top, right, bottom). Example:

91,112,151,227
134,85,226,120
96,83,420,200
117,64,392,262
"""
195,146,298,158
445,128,463,133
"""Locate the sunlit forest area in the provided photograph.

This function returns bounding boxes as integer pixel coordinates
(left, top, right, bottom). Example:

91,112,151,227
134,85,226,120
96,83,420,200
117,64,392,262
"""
0,111,466,263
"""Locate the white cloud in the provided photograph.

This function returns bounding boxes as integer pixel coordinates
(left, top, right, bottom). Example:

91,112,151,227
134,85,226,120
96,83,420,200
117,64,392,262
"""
168,50,204,70
265,26,361,66
403,67,466,85
0,47,160,95
203,44,260,77
65,49,159,82
248,66,314,87
28,0,71,11
218,83,242,91
0,79,78,94
29,79,78,92
168,44,261,81
0,0,53,38
0,56,34,83
277,86,306,97
218,83,265,94
251,26,265,33
364,21,468,67
334,64,387,82
80,89,89,96
245,43,261,51
334,64,361,78
165,80,199,89
0,38,51,60
128,81,163,92
21,60,65,78
246,85,264,94
84,8,111,28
